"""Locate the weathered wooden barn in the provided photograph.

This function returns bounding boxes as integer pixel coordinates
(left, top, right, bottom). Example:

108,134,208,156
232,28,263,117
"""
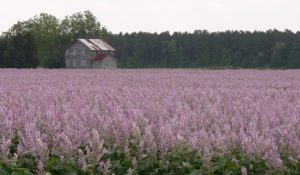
65,39,117,69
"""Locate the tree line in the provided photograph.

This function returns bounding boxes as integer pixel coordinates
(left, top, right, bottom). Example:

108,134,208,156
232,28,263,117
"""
0,11,300,68
109,30,300,68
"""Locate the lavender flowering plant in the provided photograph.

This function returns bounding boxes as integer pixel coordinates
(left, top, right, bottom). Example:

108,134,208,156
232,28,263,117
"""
0,69,299,174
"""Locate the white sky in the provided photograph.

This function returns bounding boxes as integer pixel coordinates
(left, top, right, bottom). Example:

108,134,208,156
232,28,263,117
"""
0,0,300,34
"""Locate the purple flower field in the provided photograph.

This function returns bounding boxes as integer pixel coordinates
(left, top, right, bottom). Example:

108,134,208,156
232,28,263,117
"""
0,69,299,168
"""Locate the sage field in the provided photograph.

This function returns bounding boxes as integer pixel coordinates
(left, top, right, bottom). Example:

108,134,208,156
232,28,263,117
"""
0,69,299,174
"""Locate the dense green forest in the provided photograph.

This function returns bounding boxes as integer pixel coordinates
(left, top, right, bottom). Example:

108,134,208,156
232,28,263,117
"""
0,11,300,68
109,30,300,68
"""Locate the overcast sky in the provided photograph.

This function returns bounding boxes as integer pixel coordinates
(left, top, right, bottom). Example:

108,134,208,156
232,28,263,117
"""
0,0,300,34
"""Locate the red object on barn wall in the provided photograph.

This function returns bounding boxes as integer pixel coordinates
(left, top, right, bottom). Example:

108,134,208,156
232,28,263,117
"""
91,51,108,61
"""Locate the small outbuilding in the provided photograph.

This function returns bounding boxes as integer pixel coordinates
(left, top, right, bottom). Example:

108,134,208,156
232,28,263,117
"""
65,39,117,69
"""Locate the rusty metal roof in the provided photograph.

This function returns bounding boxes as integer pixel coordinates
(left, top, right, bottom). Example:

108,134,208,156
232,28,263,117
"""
78,39,98,50
89,39,115,51
78,39,115,51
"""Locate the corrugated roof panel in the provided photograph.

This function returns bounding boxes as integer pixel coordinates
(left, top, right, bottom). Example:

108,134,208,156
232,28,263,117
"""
78,39,99,50
100,39,116,51
89,39,108,50
89,39,115,51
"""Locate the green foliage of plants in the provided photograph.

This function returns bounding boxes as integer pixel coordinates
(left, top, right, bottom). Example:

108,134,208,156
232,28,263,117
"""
280,153,300,175
1,134,299,174
209,153,268,175
1,147,300,174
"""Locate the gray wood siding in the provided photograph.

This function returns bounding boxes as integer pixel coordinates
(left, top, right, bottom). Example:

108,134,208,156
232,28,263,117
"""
102,55,117,69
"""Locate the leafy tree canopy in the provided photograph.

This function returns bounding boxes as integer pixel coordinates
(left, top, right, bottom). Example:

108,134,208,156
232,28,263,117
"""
1,11,107,68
